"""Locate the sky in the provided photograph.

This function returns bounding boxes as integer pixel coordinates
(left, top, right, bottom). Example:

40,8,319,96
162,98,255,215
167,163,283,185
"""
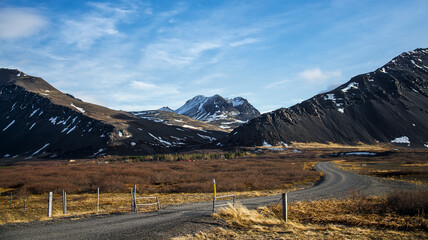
0,0,427,113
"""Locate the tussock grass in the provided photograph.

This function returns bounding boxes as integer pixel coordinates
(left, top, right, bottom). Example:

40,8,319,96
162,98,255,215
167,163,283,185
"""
178,190,428,239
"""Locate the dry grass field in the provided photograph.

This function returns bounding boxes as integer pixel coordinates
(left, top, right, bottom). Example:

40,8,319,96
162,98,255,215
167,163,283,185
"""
0,151,321,196
177,189,428,239
0,150,321,224
1,145,427,229
333,150,428,185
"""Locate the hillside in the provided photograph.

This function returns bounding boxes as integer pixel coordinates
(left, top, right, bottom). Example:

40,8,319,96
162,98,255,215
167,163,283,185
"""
130,110,228,132
0,69,225,159
221,48,428,148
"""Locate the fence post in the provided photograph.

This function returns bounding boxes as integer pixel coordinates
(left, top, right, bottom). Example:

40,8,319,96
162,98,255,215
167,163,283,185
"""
282,193,288,222
48,192,53,217
62,190,67,215
156,197,160,210
130,188,134,212
24,196,27,212
97,187,100,214
133,185,137,213
233,195,236,206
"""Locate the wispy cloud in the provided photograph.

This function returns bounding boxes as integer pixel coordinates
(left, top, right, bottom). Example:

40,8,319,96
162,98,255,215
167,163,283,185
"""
130,81,157,90
229,38,259,47
60,2,143,49
193,73,227,85
62,17,119,48
140,39,222,68
264,79,291,89
0,8,48,39
297,67,342,83
264,68,342,89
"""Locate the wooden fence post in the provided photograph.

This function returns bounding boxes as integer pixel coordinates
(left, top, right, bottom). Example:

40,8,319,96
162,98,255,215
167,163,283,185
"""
156,197,160,210
133,185,137,212
48,192,53,217
282,193,288,222
130,188,134,212
24,196,27,212
97,187,100,214
62,190,67,215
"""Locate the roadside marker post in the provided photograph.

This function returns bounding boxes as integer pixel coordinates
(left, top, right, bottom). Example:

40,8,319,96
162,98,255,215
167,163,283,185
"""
213,179,216,198
48,192,53,217
282,193,288,222
62,190,67,215
97,187,100,214
213,179,216,212
133,185,137,212
24,196,27,212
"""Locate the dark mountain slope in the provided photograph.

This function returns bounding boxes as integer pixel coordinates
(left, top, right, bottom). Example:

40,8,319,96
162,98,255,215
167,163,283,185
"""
0,69,225,159
130,110,228,132
221,48,428,148
175,95,260,130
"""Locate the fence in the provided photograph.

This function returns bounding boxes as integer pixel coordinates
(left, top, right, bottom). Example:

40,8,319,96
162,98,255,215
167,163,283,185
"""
212,179,236,212
213,194,236,212
1,185,288,224
131,185,160,213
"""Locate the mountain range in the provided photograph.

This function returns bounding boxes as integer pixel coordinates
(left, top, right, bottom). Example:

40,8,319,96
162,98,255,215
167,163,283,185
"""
0,69,226,158
221,48,428,148
1,48,427,159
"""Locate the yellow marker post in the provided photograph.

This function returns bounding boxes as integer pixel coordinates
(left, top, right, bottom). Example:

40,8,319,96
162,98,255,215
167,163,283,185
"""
213,179,216,198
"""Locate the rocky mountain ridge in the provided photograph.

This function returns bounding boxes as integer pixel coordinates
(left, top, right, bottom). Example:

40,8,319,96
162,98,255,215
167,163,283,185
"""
221,48,428,148
175,95,260,129
0,69,226,159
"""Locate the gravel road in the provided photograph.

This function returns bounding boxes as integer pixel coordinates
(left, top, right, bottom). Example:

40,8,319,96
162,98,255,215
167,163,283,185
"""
0,162,420,240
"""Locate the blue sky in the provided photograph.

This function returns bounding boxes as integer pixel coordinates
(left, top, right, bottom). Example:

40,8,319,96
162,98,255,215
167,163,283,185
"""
0,0,427,113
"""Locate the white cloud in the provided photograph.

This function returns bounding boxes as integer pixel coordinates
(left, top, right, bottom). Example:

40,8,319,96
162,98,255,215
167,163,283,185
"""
141,39,222,68
130,81,157,90
298,67,342,83
193,73,227,85
264,79,291,89
62,16,119,49
60,2,142,49
0,8,48,39
229,38,259,47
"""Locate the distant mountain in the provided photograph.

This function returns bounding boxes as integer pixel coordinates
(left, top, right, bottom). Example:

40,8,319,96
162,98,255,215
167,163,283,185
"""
158,106,174,112
130,110,228,132
221,48,428,148
175,95,260,129
0,69,226,159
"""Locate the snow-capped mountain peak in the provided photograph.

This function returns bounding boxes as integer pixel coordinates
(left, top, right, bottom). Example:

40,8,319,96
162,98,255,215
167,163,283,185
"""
174,95,260,129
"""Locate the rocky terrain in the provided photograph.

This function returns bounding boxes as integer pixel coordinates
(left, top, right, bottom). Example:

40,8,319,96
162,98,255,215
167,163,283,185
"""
130,109,228,132
175,95,260,130
0,69,226,159
221,48,428,148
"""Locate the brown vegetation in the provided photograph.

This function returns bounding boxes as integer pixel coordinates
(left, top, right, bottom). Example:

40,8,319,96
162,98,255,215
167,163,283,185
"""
0,151,320,196
335,150,428,184
178,189,428,239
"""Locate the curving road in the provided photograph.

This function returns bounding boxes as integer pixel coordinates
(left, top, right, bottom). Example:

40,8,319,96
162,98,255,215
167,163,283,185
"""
0,162,419,240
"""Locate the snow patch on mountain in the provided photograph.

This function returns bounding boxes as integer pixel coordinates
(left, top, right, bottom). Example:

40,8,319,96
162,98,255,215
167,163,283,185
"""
71,103,85,113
